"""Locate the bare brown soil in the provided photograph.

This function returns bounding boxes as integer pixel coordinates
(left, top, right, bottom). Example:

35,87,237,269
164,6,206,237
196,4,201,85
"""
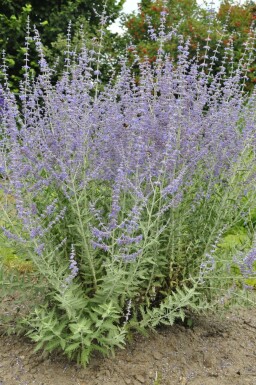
0,304,256,385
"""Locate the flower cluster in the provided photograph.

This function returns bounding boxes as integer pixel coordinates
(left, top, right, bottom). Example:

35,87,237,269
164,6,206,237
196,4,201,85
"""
234,239,256,279
63,244,79,288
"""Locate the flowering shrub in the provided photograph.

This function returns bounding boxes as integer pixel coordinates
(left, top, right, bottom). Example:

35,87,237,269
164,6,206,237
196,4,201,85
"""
0,17,256,365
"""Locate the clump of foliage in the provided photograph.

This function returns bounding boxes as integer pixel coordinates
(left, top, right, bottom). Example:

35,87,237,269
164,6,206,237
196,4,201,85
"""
0,6,256,366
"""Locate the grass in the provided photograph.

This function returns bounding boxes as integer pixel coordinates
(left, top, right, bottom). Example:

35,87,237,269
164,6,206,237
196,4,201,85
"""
153,372,162,385
0,187,33,273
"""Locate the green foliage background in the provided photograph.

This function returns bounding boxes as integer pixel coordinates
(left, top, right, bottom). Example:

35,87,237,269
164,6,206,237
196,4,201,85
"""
122,0,256,90
1,0,256,90
0,0,125,90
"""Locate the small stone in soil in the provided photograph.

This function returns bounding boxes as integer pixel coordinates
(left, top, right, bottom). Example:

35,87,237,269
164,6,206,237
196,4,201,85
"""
148,370,155,379
203,353,214,368
179,376,187,385
134,374,146,383
153,351,162,360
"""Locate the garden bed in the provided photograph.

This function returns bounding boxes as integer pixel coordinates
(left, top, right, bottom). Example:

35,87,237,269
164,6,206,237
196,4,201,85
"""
1,302,256,385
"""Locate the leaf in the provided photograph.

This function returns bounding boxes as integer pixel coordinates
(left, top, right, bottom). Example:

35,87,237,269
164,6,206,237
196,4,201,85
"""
65,342,81,354
69,319,93,336
80,348,90,366
45,338,62,351
33,340,45,353
60,338,66,350
22,4,32,13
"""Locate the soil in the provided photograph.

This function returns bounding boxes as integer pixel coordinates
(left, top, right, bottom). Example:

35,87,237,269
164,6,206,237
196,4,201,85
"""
1,304,256,385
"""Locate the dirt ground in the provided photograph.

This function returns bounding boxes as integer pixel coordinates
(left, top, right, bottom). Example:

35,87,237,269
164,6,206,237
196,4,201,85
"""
0,303,256,385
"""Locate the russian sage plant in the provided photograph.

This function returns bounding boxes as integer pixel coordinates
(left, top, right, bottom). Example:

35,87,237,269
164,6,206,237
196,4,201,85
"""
0,14,256,365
